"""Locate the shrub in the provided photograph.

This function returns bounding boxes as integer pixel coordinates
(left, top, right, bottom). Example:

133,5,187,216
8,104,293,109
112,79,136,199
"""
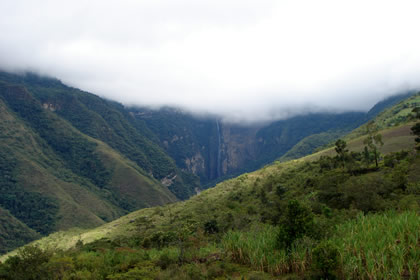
276,200,314,250
204,219,219,234
275,185,286,198
156,253,176,270
2,245,52,280
312,242,339,279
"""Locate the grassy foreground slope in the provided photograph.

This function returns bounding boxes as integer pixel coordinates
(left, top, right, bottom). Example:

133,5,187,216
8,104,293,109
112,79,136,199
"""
1,95,418,279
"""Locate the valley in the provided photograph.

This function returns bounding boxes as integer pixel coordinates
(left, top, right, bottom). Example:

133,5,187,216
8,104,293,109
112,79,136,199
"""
1,2,420,278
0,78,419,279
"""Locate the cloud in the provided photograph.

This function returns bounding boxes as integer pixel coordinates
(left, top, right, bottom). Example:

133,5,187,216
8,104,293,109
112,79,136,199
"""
1,0,420,123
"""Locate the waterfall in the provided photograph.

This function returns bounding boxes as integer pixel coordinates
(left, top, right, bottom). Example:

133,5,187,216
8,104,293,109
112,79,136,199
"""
216,120,222,178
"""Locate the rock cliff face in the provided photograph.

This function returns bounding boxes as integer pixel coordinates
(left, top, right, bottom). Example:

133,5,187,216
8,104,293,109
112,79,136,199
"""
132,107,371,186
131,109,267,184
219,123,261,176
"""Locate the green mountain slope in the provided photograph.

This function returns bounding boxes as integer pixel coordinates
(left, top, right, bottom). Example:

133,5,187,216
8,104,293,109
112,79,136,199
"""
279,93,418,162
0,207,40,255
0,72,199,199
280,131,343,161
345,92,420,140
0,79,178,254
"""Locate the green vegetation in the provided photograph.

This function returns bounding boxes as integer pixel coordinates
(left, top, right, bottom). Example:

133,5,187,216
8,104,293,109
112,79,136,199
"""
2,72,199,199
276,200,315,251
345,92,420,141
1,119,418,278
0,207,40,255
281,131,343,162
363,121,384,168
331,211,419,279
411,106,420,151
0,74,179,254
0,83,111,187
1,72,419,278
0,149,58,235
412,123,420,150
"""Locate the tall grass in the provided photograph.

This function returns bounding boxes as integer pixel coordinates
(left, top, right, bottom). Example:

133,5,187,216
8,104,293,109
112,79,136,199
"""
331,211,420,279
222,211,420,279
222,225,313,275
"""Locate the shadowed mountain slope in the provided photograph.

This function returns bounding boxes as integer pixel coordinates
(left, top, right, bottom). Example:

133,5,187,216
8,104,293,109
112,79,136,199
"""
0,77,180,254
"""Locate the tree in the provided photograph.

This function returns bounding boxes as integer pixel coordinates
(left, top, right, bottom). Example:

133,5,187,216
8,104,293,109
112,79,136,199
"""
411,122,420,151
363,121,383,168
2,245,52,280
312,242,339,279
412,107,420,119
260,188,268,204
276,200,314,251
334,139,348,168
363,146,373,166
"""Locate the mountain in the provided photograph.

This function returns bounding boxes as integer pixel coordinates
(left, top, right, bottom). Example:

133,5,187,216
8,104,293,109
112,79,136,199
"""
366,91,416,120
13,92,417,250
1,92,417,279
0,71,415,255
129,108,367,186
130,103,413,185
0,73,194,253
279,92,418,162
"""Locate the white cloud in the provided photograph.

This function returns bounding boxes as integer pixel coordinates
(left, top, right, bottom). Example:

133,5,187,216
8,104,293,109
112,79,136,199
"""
1,0,420,122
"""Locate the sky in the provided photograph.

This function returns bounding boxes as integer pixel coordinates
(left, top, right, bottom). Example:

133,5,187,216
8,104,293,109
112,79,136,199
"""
1,0,420,123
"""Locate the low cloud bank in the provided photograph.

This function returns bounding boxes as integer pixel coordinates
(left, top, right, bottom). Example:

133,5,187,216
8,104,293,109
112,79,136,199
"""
1,0,420,123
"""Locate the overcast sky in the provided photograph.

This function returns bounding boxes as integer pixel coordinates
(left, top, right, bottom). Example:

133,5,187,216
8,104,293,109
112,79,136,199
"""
1,0,420,123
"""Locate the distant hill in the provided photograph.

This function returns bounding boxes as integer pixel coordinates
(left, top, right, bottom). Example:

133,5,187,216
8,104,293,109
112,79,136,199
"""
279,92,417,161
345,92,420,140
366,91,416,120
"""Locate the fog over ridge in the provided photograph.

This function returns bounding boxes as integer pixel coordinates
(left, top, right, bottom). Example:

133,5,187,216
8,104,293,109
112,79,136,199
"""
1,0,420,123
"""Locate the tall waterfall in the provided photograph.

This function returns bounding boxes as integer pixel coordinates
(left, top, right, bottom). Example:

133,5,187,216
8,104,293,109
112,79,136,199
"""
216,120,222,178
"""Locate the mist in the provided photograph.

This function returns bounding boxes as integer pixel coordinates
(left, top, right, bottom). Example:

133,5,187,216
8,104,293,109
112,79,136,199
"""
1,0,420,123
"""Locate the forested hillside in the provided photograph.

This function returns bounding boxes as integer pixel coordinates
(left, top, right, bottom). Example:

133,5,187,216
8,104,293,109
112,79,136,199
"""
1,95,418,279
0,73,189,253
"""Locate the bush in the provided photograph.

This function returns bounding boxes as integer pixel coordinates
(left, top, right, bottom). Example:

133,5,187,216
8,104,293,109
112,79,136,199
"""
2,245,52,280
275,185,286,198
276,200,314,250
204,220,219,234
312,242,339,279
156,253,176,270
